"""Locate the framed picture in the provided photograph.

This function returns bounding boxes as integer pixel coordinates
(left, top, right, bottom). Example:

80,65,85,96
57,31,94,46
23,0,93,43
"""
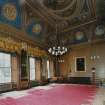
75,57,86,72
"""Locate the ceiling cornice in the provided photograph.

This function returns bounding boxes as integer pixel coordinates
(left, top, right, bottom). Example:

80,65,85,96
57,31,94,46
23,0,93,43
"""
63,18,97,32
0,23,47,49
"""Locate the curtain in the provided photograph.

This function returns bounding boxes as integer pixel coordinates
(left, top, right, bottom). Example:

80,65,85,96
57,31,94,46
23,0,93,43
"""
35,58,41,81
49,60,55,78
11,53,20,88
41,59,47,80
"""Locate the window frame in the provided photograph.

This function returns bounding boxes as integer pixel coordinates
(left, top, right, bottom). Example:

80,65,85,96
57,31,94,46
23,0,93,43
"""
0,51,12,84
47,60,51,79
29,57,36,81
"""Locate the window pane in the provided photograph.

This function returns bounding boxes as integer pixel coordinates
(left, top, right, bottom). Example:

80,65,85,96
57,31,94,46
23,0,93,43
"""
30,69,35,80
0,53,4,67
0,52,11,83
47,60,50,78
4,55,11,67
29,57,35,80
0,53,11,67
30,58,35,68
0,68,4,83
4,68,11,83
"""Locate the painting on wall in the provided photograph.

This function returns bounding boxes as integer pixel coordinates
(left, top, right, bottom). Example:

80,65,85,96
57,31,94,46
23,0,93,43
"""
75,57,86,72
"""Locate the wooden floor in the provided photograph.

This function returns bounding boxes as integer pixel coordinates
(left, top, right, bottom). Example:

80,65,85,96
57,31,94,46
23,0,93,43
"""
0,84,105,105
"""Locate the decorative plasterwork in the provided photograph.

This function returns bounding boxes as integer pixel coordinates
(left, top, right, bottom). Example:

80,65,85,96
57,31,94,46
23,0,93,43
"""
0,36,47,57
0,23,46,48
2,3,17,21
0,0,22,28
1,0,104,50
35,0,96,31
89,22,105,40
21,0,105,48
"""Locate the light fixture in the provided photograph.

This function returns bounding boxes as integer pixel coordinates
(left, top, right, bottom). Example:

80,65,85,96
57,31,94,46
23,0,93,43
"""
48,46,68,56
48,24,68,56
90,41,100,60
58,59,64,63
90,55,100,60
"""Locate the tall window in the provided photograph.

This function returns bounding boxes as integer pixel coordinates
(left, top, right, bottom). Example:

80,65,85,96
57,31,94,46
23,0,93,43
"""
29,57,35,80
0,52,11,83
47,60,50,78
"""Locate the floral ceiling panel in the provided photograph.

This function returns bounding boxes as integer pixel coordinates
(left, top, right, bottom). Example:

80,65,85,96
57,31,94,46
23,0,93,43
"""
0,0,22,28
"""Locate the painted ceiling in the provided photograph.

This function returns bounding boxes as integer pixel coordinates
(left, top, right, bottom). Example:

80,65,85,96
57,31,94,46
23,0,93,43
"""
0,0,105,49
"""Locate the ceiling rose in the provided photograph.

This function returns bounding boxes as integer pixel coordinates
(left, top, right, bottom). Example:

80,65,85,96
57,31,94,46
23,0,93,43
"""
75,31,84,40
2,4,17,21
32,24,42,34
94,25,105,36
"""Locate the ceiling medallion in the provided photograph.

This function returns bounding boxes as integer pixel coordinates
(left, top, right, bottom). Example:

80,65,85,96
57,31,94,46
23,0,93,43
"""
32,24,42,35
75,31,84,40
94,25,105,36
2,4,17,21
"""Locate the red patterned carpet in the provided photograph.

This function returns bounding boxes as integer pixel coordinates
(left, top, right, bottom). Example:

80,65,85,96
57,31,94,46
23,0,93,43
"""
0,84,97,105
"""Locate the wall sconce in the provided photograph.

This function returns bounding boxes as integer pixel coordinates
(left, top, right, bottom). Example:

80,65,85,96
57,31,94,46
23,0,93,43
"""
58,59,64,63
90,55,100,60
